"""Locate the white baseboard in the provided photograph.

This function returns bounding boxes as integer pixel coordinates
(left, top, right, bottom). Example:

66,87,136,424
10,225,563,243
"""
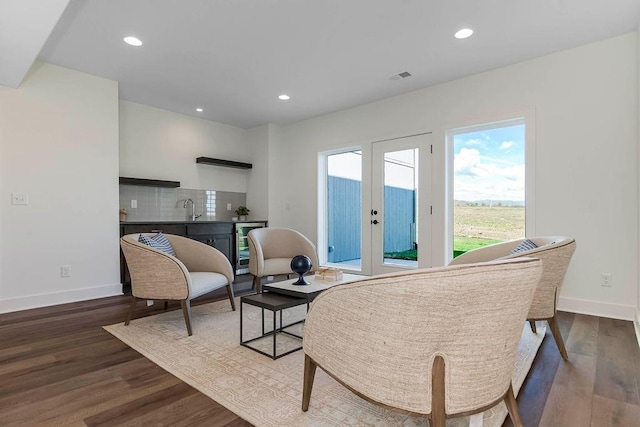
0,283,123,314
557,296,636,321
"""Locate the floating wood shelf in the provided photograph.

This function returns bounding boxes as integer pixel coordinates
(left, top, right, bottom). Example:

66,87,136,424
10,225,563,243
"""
119,177,181,188
196,157,252,169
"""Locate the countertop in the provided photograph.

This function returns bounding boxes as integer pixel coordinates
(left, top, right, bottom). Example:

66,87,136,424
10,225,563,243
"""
120,220,267,225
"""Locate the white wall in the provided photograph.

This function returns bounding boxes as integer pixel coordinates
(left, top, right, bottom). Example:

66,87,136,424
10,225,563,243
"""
272,33,639,320
245,124,270,220
119,101,250,192
0,62,121,312
636,23,640,341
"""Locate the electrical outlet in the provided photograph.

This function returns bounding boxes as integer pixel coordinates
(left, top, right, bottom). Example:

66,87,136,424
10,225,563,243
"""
147,300,154,306
11,192,29,205
60,265,70,278
131,199,137,208
267,276,274,281
601,273,612,287
227,203,232,211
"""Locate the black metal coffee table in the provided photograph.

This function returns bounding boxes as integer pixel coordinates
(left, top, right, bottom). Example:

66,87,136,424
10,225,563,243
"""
239,292,307,359
241,274,363,359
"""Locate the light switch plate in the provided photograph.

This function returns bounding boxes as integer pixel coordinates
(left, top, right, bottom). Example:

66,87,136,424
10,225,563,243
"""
227,203,232,210
131,199,137,208
11,192,28,205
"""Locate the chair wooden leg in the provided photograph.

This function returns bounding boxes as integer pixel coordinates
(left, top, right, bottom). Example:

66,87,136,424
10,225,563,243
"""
226,284,236,311
252,275,261,293
302,355,318,411
504,383,524,427
125,296,138,325
548,315,569,360
528,320,537,333
181,300,193,336
430,356,446,427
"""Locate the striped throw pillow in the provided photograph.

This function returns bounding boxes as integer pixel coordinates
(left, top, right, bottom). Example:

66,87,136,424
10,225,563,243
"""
138,232,176,257
510,238,538,254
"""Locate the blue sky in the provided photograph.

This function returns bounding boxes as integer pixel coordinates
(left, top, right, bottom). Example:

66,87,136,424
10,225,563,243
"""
453,123,525,202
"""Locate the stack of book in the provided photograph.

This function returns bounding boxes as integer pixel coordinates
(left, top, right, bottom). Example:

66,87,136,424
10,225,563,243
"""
314,267,343,282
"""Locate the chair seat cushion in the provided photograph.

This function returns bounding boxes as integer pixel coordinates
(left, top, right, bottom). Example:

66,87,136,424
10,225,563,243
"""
188,272,229,299
263,258,294,276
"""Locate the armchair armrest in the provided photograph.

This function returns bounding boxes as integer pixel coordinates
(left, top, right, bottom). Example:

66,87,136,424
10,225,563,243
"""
248,233,265,276
121,237,190,300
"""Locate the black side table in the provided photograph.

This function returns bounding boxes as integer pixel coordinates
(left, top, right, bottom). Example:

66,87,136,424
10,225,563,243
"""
240,292,306,359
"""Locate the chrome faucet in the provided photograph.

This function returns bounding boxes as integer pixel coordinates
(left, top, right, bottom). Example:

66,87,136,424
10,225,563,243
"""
183,198,201,221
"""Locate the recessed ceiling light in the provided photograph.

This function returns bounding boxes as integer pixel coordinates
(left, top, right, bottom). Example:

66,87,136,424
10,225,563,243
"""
123,36,143,47
454,28,473,39
278,94,290,101
196,108,203,112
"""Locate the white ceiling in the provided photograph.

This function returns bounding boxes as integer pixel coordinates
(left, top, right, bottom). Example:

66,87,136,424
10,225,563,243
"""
4,0,640,129
0,0,69,87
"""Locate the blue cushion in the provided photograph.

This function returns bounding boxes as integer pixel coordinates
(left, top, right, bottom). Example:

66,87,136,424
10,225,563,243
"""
138,233,176,257
510,238,538,254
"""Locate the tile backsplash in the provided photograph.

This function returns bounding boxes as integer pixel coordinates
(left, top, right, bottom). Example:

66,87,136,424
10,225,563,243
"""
119,185,246,222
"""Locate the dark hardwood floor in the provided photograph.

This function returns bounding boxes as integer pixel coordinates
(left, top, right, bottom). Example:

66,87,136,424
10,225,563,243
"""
1,275,639,426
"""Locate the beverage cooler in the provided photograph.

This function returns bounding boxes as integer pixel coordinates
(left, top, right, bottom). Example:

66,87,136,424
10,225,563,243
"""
234,222,267,275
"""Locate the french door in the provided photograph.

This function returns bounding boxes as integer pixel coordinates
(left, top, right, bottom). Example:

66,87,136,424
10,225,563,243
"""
370,134,432,275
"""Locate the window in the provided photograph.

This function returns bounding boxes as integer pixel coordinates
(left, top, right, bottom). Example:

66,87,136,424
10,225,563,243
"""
319,149,362,268
449,118,528,258
381,148,418,267
205,190,216,218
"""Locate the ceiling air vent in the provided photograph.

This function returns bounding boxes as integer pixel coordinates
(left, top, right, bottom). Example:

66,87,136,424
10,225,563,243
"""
390,71,412,81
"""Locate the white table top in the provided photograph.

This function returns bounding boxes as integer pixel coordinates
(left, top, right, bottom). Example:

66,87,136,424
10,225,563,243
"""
262,273,365,297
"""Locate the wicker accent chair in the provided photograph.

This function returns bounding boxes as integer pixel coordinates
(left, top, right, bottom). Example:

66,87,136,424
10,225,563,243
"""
449,236,576,360
121,233,235,336
302,258,542,426
248,227,319,293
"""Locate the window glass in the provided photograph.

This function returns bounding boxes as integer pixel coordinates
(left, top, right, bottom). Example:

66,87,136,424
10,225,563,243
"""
452,121,525,257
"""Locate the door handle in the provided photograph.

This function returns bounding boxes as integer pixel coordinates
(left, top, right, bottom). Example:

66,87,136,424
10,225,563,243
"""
371,219,379,225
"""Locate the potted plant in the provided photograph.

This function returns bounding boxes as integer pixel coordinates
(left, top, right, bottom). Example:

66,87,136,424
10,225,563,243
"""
235,206,250,221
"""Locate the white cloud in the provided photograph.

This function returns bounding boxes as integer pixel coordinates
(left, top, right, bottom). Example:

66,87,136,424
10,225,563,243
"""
454,149,525,200
454,176,525,201
500,141,514,150
454,148,481,175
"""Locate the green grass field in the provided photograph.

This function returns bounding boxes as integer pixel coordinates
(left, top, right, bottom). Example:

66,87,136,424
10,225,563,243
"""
454,205,524,255
385,206,525,260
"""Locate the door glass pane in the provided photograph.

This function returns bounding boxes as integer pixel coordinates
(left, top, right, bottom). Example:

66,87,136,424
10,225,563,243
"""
453,121,525,258
383,149,418,267
327,150,362,267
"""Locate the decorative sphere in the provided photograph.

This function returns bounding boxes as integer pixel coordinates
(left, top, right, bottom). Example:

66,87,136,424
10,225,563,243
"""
290,255,312,275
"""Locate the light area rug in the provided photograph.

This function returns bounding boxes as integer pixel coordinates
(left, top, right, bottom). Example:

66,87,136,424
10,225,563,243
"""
104,298,545,427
